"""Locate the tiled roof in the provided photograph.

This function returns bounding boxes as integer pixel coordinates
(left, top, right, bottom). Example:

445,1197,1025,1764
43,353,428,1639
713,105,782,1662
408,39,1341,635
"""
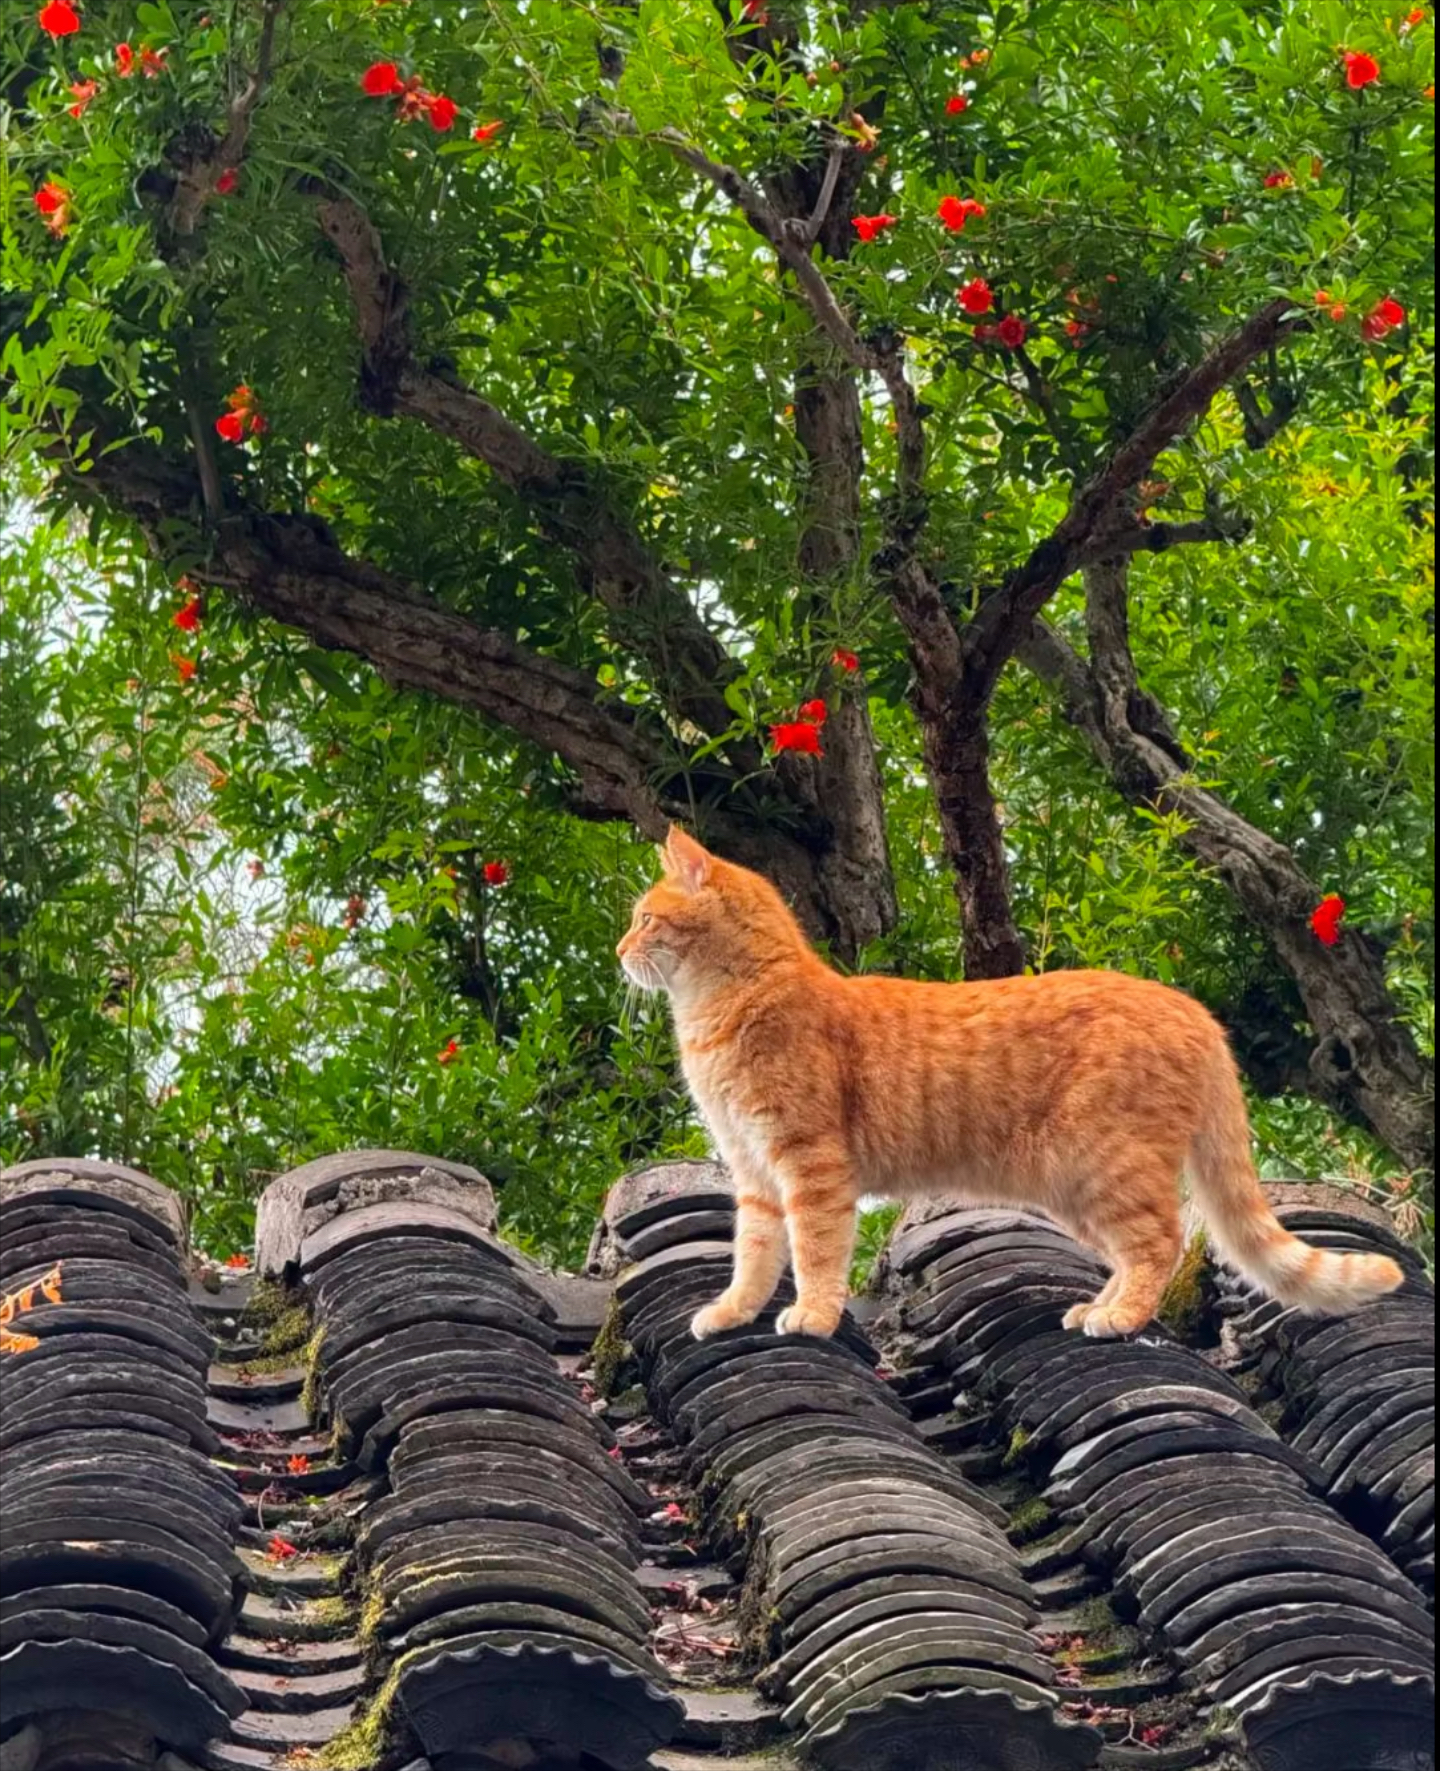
1,1153,1432,1771
875,1196,1436,1770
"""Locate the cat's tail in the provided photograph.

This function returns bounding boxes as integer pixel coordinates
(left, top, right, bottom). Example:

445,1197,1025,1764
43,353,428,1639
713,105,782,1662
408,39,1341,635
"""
1188,1052,1405,1314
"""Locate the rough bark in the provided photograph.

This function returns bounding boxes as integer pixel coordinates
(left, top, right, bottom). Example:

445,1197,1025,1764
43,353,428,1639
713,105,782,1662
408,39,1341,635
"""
901,303,1297,977
769,150,898,954
62,420,891,958
658,130,1305,980
148,0,288,242
1019,562,1433,1175
960,300,1300,700
311,191,746,756
307,185,897,953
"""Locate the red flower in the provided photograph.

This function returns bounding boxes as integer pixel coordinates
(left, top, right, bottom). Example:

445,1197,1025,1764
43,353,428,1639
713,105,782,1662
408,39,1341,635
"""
1345,50,1381,88
217,384,265,440
114,42,133,75
852,213,898,243
1328,302,1348,321
67,78,98,117
798,698,829,726
172,654,197,683
425,92,457,130
938,194,987,232
660,1502,687,1522
997,314,1029,349
1403,6,1427,26
33,182,70,235
173,596,202,632
267,1535,300,1562
483,861,510,887
215,167,238,195
437,1039,460,1065
1426,85,1436,100
1361,301,1404,342
1314,289,1333,305
1264,170,1294,189
472,120,505,144
966,48,991,66
770,721,824,757
38,1,80,35
139,45,166,76
832,648,860,673
956,277,994,315
1065,318,1090,342
287,1454,311,1475
945,93,969,115
1310,895,1346,946
223,1252,249,1269
362,60,403,96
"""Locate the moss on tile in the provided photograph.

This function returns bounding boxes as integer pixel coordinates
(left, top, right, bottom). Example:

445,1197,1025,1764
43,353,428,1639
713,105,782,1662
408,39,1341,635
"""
316,1660,403,1769
1002,1424,1032,1469
1158,1231,1211,1342
299,1325,327,1421
591,1295,631,1397
1008,1494,1054,1540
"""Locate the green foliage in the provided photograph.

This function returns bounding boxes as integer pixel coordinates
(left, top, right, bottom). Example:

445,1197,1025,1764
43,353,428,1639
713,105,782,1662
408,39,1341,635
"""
1,1,1433,1257
852,1201,903,1290
0,526,702,1261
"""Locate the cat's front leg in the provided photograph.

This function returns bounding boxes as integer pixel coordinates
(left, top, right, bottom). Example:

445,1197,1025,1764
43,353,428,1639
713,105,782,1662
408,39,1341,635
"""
691,1178,788,1340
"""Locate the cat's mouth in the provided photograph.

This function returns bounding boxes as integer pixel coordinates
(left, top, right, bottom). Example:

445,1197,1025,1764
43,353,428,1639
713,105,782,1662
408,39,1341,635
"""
620,951,667,993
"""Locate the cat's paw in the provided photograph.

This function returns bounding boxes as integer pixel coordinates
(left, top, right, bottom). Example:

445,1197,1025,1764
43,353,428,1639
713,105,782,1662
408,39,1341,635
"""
1061,1301,1094,1332
1081,1304,1148,1339
690,1297,753,1340
775,1302,842,1339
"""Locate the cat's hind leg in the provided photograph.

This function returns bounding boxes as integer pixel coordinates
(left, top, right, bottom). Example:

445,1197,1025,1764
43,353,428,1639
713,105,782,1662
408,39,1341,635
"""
1060,1168,1184,1338
1063,1271,1120,1332
774,1140,857,1339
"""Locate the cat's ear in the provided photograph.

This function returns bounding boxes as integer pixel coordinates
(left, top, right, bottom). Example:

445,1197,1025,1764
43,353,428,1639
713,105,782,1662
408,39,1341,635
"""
663,825,712,893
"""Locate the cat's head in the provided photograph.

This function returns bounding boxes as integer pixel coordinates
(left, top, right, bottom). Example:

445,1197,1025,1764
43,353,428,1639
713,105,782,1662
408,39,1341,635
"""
618,827,804,995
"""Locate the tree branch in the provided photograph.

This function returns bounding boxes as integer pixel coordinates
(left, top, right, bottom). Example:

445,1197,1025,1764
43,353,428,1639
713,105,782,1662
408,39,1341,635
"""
1234,376,1301,451
1021,572,1433,1174
1075,509,1253,566
308,189,749,756
654,108,902,947
61,417,899,954
654,131,882,370
804,141,847,243
167,0,287,237
961,298,1303,699
71,427,675,834
652,132,1302,985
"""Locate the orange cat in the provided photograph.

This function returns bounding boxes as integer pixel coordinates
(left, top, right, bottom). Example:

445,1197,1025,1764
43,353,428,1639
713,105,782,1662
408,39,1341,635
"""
618,827,1404,1342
